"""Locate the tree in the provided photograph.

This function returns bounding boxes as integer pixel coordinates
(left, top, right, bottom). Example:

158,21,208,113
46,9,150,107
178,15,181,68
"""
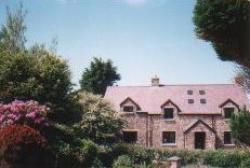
0,48,76,124
0,3,26,54
75,91,124,144
230,110,250,147
193,0,250,68
80,57,120,95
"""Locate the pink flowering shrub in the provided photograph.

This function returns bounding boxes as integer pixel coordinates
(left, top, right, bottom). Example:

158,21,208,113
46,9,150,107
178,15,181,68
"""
0,100,48,128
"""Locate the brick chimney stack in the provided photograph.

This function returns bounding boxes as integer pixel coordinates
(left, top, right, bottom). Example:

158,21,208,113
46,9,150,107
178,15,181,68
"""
151,75,160,86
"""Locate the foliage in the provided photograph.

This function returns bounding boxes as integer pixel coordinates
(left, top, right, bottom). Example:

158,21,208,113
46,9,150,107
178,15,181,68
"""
75,91,124,144
0,100,48,129
112,155,133,168
230,110,250,146
0,124,54,168
0,3,26,54
159,149,201,165
130,146,156,165
193,0,250,67
0,6,78,124
158,149,250,167
80,57,120,95
203,150,247,168
0,45,78,124
240,157,250,168
54,139,99,168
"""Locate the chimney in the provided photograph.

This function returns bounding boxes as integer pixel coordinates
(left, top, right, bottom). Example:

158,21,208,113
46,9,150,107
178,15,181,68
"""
151,75,160,86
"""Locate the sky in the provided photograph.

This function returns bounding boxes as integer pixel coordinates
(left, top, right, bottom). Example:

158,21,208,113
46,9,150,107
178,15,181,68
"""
0,0,237,88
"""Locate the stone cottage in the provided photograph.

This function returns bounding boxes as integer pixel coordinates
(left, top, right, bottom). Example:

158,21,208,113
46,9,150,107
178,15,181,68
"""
104,76,250,150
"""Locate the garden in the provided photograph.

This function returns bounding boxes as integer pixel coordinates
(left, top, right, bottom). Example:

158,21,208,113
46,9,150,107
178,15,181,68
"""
0,0,250,167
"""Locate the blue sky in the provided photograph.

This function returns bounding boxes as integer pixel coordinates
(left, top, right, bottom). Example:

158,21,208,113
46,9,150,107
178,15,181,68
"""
0,0,237,87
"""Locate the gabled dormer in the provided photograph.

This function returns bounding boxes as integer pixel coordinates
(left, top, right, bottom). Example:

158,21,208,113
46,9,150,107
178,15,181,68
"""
161,99,181,120
219,99,240,119
120,97,141,112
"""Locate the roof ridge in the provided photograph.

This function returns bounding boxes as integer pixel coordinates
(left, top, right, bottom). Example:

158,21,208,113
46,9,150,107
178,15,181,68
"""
109,84,235,87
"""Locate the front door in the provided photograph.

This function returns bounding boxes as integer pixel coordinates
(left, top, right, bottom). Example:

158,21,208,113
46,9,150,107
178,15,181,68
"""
195,132,205,149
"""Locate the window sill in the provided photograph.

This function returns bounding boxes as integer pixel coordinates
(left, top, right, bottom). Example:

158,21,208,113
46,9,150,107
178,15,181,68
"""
164,119,176,122
119,112,136,116
224,144,235,147
162,143,177,147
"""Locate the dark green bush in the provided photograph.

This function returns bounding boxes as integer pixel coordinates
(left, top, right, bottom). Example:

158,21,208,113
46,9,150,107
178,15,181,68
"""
55,139,98,168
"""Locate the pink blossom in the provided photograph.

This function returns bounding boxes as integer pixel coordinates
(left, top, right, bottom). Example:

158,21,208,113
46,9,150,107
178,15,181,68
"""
0,100,48,128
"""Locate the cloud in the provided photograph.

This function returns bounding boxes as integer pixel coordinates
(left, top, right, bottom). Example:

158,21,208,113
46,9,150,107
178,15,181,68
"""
123,0,148,6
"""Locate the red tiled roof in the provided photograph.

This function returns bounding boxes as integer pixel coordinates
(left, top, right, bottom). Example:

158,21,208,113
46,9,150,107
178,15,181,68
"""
104,84,249,114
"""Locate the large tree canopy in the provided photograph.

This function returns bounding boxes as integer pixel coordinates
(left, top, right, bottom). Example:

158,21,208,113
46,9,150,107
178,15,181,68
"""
193,0,250,68
0,6,79,124
80,57,120,95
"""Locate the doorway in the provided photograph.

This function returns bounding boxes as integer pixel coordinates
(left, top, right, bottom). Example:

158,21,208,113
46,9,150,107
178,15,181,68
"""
195,132,205,149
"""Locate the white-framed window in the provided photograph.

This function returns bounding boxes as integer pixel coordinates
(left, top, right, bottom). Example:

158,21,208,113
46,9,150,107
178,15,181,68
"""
163,108,174,119
162,131,176,144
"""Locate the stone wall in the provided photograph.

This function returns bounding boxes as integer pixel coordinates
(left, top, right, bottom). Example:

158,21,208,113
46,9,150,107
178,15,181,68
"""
120,111,234,150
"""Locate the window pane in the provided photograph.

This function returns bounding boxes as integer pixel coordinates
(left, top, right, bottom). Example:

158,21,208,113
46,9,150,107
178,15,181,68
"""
123,106,134,112
188,99,194,104
224,108,234,118
164,108,174,119
200,99,206,104
199,90,205,95
187,90,193,95
123,131,137,143
162,132,176,144
224,132,232,144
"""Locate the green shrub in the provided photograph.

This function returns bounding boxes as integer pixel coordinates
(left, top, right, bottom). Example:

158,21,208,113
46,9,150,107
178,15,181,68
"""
112,155,133,168
159,149,202,165
55,139,99,168
240,158,250,168
203,150,248,168
130,146,155,165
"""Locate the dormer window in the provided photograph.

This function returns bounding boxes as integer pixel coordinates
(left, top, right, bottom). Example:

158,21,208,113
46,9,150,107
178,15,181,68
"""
187,90,193,95
120,97,141,112
224,107,234,119
164,108,174,119
123,106,134,112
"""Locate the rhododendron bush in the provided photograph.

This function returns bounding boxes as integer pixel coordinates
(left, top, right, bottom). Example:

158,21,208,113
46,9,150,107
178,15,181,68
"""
0,100,48,128
0,125,54,168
